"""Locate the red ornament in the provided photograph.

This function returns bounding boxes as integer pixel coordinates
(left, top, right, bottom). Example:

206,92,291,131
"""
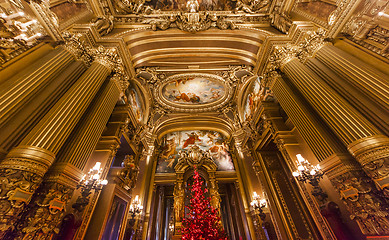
181,167,227,240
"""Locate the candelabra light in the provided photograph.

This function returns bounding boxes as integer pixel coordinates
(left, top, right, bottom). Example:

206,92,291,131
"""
129,195,143,220
72,162,108,212
250,192,267,221
292,154,327,201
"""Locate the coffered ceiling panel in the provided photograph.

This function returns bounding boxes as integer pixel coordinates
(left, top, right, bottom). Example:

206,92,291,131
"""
124,28,269,69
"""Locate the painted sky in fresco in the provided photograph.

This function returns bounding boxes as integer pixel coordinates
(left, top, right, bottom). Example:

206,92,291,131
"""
162,77,225,105
156,130,235,173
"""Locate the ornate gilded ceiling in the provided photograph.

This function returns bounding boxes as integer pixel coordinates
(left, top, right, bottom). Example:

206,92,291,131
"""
2,0,386,149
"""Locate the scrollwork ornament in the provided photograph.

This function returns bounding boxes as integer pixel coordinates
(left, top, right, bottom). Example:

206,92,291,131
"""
298,29,328,62
62,32,93,66
15,182,74,240
330,171,389,235
0,168,42,237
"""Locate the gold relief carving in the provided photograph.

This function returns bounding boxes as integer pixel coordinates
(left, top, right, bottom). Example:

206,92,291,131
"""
298,29,328,62
62,32,128,92
269,6,292,34
91,15,114,36
234,0,270,14
327,0,348,26
330,171,389,235
348,136,389,196
15,182,74,240
268,44,300,71
0,147,56,236
118,155,140,190
146,12,239,33
90,45,120,70
173,181,184,222
342,0,389,57
0,168,41,235
62,32,93,65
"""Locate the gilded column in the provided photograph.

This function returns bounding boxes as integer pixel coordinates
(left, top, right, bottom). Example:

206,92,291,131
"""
270,44,389,235
305,58,389,135
15,76,122,239
314,44,389,112
0,61,86,159
0,46,74,129
259,82,379,236
0,46,119,236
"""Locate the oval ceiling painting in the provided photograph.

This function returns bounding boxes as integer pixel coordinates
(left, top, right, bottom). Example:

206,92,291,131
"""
162,77,225,105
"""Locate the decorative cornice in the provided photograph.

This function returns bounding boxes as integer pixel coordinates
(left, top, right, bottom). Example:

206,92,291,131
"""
62,32,129,93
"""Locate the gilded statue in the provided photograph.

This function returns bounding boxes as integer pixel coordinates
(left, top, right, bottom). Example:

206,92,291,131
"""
92,16,114,36
173,182,185,222
120,155,139,188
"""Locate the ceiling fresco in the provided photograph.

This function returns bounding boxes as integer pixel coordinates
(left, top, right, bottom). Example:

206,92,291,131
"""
162,77,225,105
156,130,235,173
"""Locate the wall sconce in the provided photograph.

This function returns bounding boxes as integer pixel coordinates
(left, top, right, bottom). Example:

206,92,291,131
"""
292,154,327,201
250,192,267,221
72,162,108,212
129,195,143,220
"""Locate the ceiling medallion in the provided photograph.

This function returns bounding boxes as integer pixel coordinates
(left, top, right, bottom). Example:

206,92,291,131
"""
154,73,233,112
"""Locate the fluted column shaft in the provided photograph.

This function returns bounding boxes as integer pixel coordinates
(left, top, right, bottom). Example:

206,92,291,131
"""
0,61,111,236
270,73,389,235
315,44,389,112
0,61,86,159
0,47,75,129
17,77,121,239
281,58,389,197
305,58,389,135
271,74,345,161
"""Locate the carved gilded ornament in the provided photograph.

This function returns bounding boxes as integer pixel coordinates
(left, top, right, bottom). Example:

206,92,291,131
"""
16,181,74,239
62,32,129,92
331,171,389,235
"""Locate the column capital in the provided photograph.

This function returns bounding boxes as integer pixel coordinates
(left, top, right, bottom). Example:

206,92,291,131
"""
62,32,93,65
269,43,300,71
297,29,331,62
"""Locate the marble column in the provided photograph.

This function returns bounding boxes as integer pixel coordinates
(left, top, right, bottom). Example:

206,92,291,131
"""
0,50,116,236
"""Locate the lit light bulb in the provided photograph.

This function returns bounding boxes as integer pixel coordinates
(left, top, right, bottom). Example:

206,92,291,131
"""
296,154,305,162
298,165,305,171
292,171,300,177
93,162,101,170
93,174,99,180
101,179,108,185
310,170,316,175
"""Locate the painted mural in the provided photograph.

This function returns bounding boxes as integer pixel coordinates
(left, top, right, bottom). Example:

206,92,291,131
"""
156,130,234,173
127,85,143,123
162,77,225,105
244,77,261,122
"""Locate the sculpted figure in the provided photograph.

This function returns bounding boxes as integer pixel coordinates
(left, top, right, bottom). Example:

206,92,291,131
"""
173,182,185,221
92,16,114,36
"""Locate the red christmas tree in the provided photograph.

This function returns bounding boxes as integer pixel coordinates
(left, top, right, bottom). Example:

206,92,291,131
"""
181,168,227,240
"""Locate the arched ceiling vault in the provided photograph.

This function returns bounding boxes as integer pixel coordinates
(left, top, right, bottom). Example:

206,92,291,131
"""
119,28,272,71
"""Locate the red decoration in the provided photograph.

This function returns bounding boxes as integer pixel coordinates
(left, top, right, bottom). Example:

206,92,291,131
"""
181,168,227,240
